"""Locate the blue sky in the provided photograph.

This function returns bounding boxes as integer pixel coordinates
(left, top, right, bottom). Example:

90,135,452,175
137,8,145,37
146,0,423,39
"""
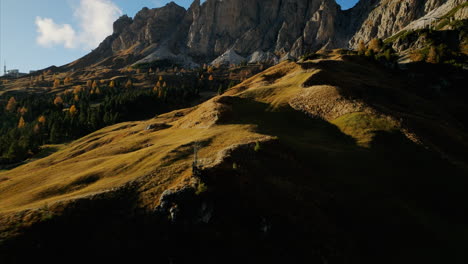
0,0,358,74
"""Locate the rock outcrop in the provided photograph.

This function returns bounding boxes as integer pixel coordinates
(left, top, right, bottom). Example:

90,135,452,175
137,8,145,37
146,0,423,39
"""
348,0,448,48
65,0,461,69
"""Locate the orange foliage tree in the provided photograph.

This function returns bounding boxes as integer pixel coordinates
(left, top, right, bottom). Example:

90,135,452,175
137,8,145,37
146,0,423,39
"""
125,79,133,89
69,105,78,115
368,38,383,53
38,115,46,124
5,97,17,112
64,77,73,85
18,107,28,116
54,96,64,106
18,117,26,128
53,79,61,88
357,40,367,54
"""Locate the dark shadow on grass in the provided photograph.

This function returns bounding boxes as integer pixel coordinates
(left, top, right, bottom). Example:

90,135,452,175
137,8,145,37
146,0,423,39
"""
214,95,468,263
0,145,64,171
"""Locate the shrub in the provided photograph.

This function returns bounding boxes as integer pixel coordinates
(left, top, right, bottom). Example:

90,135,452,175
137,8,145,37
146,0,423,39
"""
195,182,208,195
254,141,261,152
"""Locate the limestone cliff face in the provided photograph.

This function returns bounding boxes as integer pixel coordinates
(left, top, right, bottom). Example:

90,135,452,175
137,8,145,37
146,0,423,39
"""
185,0,340,59
68,0,461,69
111,3,187,52
348,0,448,48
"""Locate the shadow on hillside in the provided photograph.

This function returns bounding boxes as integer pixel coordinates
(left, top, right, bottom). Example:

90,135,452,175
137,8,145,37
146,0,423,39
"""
302,57,468,167
2,91,468,263
0,145,65,171
217,96,468,263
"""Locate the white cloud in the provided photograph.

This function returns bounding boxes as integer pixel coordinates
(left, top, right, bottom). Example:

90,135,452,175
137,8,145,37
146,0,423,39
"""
36,0,122,50
35,17,77,48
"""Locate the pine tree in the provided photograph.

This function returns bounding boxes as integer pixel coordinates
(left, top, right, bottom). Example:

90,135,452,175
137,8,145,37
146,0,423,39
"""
49,123,59,142
218,84,224,95
86,80,93,88
92,80,98,89
7,141,22,160
109,80,116,88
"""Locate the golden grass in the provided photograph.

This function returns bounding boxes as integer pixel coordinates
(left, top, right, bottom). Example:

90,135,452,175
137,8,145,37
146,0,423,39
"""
0,113,266,213
1,50,467,220
331,112,398,147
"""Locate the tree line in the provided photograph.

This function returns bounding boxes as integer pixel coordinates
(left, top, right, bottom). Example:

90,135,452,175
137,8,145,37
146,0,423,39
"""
0,79,200,165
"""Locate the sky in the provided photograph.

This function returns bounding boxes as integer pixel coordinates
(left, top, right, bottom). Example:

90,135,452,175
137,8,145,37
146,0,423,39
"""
0,0,358,75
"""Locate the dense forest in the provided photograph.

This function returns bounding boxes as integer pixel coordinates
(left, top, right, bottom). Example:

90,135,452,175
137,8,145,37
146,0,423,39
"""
0,77,209,166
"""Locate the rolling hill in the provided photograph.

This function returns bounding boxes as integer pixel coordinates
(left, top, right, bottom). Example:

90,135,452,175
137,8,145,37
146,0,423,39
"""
1,50,467,263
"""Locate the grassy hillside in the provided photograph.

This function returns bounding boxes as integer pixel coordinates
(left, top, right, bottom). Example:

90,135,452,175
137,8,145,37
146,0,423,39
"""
1,51,468,263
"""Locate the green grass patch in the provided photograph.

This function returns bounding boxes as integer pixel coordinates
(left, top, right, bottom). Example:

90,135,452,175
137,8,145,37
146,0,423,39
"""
384,30,411,44
331,112,398,147
442,3,468,19
195,182,209,195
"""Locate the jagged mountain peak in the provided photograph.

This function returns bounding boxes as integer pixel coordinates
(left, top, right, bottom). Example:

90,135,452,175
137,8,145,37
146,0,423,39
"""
64,0,464,70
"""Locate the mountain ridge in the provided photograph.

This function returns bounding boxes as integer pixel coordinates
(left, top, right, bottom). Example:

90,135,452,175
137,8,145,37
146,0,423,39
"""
63,0,465,70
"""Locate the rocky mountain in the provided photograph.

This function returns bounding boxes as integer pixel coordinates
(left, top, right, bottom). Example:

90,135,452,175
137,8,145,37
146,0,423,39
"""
64,0,466,70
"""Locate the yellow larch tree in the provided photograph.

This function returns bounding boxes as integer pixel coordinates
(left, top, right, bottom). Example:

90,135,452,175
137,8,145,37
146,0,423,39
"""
368,38,383,53
54,96,63,106
125,79,133,89
18,107,28,116
357,40,367,54
38,115,46,124
69,105,78,115
53,78,61,88
5,97,17,112
18,117,26,128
